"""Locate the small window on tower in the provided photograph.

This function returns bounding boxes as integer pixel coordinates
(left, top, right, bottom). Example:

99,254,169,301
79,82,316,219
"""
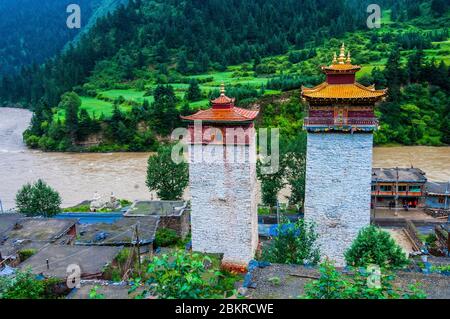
380,185,392,192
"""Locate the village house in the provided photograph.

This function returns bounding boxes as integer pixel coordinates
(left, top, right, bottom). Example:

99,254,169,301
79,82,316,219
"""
124,200,190,239
371,168,428,209
425,181,450,211
0,216,77,265
75,216,159,254
19,245,122,280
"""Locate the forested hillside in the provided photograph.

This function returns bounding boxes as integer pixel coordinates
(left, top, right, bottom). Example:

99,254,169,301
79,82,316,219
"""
0,0,128,75
0,0,449,151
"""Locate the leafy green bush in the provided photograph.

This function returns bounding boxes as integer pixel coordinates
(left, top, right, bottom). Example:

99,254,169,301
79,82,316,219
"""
0,270,45,299
18,249,36,262
345,226,409,269
154,228,179,248
302,261,426,299
15,179,62,217
132,251,236,299
259,219,320,265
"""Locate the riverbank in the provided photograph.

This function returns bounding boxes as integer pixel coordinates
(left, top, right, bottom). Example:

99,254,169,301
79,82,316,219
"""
1,107,449,210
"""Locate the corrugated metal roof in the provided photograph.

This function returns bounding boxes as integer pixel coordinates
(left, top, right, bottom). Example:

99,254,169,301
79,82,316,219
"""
372,168,427,183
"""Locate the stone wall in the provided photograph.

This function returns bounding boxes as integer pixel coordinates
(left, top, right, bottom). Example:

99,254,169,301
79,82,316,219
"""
305,133,373,266
189,141,258,267
159,209,191,239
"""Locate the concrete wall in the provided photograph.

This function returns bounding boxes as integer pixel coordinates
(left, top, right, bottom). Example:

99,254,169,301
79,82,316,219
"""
188,141,258,267
305,133,373,266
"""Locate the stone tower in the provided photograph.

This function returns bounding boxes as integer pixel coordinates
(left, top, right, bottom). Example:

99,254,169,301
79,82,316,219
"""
181,84,259,271
301,44,387,266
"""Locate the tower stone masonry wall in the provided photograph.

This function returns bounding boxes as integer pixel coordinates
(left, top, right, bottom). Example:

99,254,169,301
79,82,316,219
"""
189,142,258,267
305,133,373,266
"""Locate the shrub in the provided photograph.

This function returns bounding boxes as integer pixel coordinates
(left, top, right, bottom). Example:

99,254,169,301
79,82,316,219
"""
18,249,36,262
15,179,62,217
0,270,45,299
345,226,409,269
132,251,235,299
154,228,179,247
259,219,320,265
302,261,426,299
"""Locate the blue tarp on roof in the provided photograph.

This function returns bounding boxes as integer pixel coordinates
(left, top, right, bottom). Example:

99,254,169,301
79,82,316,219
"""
55,213,124,224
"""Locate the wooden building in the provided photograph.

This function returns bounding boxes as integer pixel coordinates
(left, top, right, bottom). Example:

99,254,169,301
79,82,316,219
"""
371,168,427,209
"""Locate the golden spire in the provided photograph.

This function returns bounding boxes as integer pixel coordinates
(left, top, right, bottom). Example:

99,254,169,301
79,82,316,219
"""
346,51,351,64
332,52,337,64
220,82,226,96
338,43,346,64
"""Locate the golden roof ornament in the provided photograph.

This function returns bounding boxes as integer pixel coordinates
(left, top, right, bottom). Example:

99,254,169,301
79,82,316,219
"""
220,82,226,96
346,51,351,64
332,52,337,64
338,43,346,64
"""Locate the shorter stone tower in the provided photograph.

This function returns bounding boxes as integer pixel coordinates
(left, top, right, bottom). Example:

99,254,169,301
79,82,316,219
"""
181,84,259,270
302,44,387,266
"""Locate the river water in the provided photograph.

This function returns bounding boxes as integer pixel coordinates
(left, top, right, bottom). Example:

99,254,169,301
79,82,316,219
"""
0,107,449,210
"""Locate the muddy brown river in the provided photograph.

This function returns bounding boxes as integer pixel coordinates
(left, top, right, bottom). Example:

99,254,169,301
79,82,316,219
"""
0,107,449,210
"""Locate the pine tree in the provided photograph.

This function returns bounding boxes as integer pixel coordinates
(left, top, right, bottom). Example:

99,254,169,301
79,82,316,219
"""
177,52,189,75
59,92,81,141
186,79,202,102
384,47,403,102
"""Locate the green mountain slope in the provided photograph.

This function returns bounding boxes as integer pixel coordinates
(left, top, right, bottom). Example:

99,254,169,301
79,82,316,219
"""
1,0,449,151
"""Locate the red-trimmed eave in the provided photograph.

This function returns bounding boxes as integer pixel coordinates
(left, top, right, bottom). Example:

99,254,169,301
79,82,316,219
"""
181,107,259,123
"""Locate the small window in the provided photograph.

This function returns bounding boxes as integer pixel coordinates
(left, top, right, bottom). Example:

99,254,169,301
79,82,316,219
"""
371,185,377,191
398,186,407,192
380,185,392,192
438,197,445,204
409,186,421,192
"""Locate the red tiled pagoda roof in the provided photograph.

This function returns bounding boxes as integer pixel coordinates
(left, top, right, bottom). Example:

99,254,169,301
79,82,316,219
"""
181,106,259,123
181,86,259,123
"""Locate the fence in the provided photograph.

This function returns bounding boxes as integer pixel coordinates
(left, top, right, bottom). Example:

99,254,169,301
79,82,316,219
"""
405,220,423,251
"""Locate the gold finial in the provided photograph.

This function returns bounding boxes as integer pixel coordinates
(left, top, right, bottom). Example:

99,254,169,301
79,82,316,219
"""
338,43,346,64
220,82,226,96
332,52,337,64
346,51,351,64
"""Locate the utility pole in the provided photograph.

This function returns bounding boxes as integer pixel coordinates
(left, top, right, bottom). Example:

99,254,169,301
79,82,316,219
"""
372,173,378,224
135,224,141,275
445,181,449,211
276,200,280,225
394,167,399,217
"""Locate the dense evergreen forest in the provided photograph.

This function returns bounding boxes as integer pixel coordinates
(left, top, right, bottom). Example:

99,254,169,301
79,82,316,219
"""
0,0,449,151
0,0,126,75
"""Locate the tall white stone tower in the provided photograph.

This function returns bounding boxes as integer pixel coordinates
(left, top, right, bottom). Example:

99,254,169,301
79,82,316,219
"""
181,84,259,271
302,44,387,266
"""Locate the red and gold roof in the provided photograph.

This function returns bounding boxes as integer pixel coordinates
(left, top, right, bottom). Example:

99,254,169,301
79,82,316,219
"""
302,82,387,100
181,83,259,123
302,43,387,101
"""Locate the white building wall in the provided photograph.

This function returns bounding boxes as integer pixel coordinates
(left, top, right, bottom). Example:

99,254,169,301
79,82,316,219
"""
305,133,373,266
188,140,258,266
